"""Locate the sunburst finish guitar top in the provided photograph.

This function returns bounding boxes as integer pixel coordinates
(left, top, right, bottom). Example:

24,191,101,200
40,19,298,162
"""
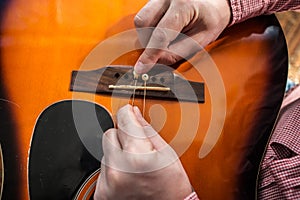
0,0,287,199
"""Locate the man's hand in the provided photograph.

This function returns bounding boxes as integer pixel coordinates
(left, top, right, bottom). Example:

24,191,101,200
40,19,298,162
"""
94,105,192,200
134,0,231,74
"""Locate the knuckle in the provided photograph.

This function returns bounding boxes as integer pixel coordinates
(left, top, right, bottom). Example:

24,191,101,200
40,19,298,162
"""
104,128,116,135
134,14,146,28
169,52,181,63
142,49,160,62
124,144,139,153
152,28,168,43
175,0,185,6
159,52,180,65
130,155,150,169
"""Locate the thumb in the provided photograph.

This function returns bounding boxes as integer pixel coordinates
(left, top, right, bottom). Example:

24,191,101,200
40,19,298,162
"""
133,106,168,150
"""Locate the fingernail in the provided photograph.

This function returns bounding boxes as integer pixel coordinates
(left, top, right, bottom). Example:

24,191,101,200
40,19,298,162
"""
133,106,142,116
133,106,141,113
134,61,144,74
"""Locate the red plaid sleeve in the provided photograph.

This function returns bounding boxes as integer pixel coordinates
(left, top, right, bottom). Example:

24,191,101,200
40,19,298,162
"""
229,0,300,25
184,191,199,200
270,155,300,198
258,92,300,199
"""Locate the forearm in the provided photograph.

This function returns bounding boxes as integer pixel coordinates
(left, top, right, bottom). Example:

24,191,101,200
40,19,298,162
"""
229,0,300,25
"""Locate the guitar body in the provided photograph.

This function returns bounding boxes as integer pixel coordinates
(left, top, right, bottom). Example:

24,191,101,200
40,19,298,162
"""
0,0,288,200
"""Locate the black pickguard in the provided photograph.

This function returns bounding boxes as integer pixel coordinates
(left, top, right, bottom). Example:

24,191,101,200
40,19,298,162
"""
29,100,114,199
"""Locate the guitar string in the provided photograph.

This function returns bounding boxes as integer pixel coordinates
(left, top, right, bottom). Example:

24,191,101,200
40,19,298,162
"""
131,73,148,116
131,79,137,106
141,73,149,117
143,79,146,117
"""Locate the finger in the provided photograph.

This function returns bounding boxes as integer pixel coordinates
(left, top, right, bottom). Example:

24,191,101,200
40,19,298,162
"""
94,164,107,200
134,2,188,74
116,104,145,139
116,104,154,153
132,106,180,170
102,128,121,152
157,31,206,65
102,128,122,168
102,127,154,173
133,106,168,150
135,0,170,28
135,0,170,47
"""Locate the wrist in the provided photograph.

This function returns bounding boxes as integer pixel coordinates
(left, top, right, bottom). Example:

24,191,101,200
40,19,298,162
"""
215,0,231,26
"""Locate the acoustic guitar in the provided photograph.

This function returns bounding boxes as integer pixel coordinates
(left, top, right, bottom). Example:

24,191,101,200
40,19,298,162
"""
0,1,288,199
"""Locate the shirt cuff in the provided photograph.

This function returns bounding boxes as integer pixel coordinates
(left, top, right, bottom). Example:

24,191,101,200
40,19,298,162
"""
228,0,300,26
228,0,268,26
184,191,199,200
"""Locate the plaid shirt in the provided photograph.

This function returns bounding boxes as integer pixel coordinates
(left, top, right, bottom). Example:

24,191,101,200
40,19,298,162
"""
258,87,300,199
230,0,300,25
229,1,300,198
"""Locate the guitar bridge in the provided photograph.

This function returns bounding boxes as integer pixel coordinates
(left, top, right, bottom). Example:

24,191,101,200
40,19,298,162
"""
69,65,205,103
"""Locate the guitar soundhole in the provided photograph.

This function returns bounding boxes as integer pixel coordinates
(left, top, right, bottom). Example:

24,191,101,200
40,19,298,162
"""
28,100,113,200
74,170,100,200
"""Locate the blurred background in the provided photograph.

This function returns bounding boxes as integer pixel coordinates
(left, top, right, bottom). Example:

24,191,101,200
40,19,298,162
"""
277,10,300,89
